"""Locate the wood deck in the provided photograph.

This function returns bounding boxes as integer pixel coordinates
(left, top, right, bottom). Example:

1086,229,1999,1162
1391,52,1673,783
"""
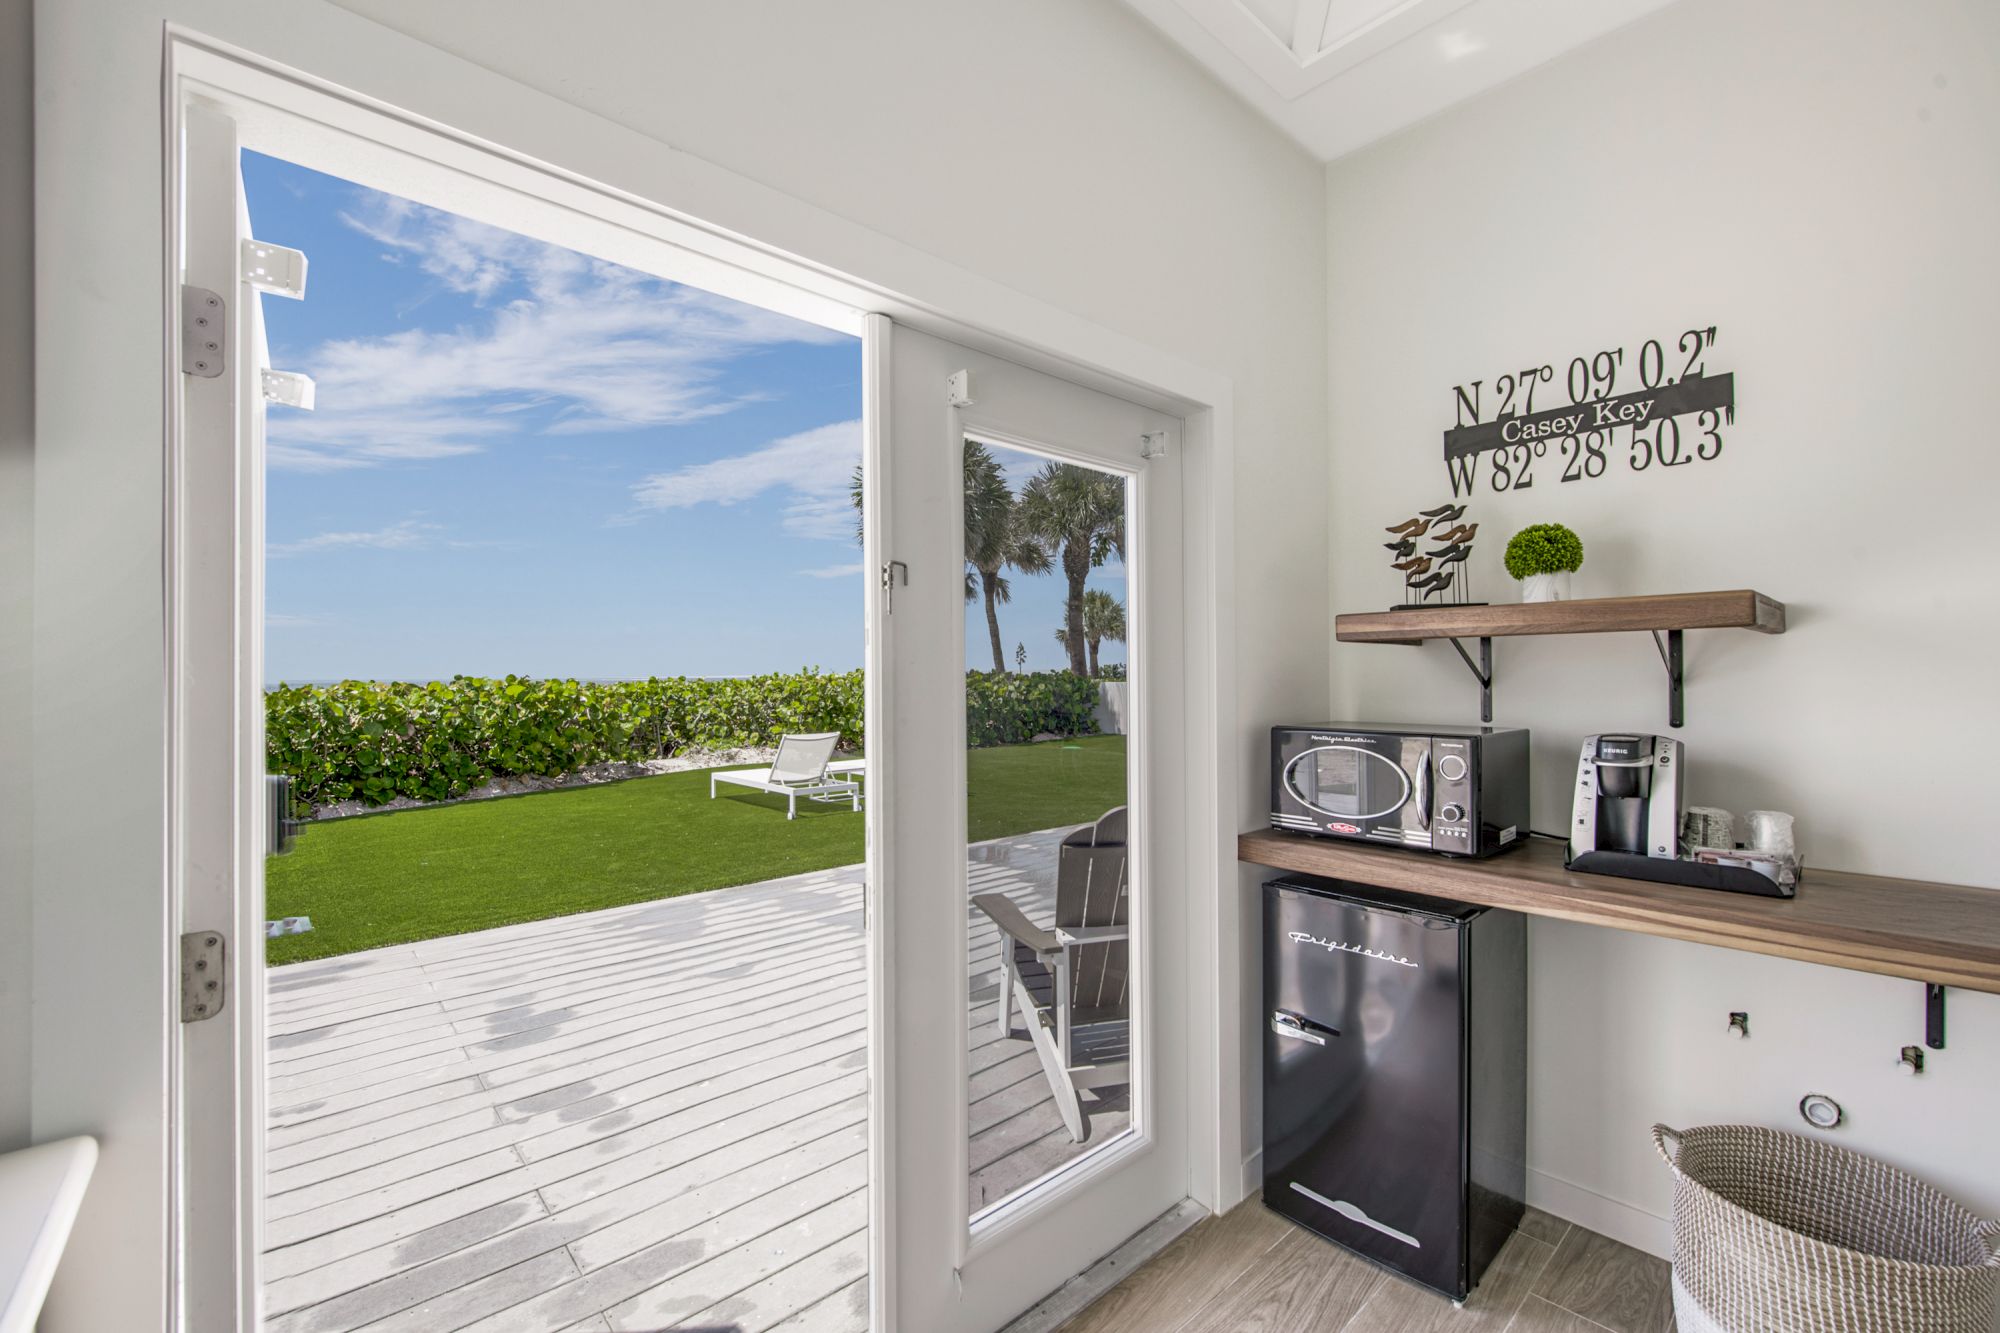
262,826,1126,1332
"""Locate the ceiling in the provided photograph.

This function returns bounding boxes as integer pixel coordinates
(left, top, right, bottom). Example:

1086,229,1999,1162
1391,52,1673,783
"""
1119,0,1681,161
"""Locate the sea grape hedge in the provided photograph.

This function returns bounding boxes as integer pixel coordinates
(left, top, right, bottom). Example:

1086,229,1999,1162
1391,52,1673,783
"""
267,669,1105,811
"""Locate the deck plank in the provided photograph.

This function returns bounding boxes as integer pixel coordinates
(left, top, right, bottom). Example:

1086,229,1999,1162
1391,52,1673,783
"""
264,826,1124,1332
271,994,867,1178
266,1088,868,1286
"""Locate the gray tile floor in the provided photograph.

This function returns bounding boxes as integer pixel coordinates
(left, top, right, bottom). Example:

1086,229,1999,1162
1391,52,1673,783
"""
262,826,1122,1332
1058,1198,1675,1333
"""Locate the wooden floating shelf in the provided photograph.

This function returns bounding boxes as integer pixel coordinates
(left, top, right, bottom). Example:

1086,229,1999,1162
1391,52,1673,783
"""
1334,589,1786,645
1240,830,2000,996
1333,590,1787,726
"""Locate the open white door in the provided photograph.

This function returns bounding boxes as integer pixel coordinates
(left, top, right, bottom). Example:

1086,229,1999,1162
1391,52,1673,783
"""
870,318,1190,1331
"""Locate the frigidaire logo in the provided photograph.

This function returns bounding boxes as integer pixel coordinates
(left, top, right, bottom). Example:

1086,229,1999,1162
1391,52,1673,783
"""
1287,931,1418,968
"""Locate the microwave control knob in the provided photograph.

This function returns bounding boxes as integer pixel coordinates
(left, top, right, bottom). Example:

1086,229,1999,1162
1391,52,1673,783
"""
1440,803,1465,824
1437,754,1468,782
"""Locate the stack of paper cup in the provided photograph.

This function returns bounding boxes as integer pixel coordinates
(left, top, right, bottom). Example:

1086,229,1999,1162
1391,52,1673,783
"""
1682,806,1735,851
1746,810,1796,858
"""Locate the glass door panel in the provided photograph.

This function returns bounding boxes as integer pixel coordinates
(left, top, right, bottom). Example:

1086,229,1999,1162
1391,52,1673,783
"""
964,442,1136,1221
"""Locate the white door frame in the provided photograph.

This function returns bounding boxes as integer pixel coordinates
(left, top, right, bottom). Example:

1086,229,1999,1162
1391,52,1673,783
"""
164,30,1242,1330
170,97,266,1333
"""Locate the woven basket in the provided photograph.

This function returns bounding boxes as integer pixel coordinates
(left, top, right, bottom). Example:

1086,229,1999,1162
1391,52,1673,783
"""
1653,1124,2000,1333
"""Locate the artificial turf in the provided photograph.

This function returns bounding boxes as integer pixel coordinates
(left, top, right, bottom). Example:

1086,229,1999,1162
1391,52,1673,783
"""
265,734,1127,963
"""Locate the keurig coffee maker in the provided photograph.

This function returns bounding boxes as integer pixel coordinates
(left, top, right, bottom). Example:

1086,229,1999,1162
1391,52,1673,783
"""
1566,733,1794,898
1569,734,1682,860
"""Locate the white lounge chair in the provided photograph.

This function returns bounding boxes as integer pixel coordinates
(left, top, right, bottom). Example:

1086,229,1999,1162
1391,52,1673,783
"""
707,732,861,820
972,807,1130,1143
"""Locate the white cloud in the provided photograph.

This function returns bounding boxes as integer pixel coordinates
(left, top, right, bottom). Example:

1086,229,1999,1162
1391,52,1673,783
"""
799,562,865,580
266,415,496,472
268,519,439,558
631,419,861,541
341,197,553,302
266,612,330,628
267,192,848,471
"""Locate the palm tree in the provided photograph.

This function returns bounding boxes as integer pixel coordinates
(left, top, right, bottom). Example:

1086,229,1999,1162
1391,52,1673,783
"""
963,442,1049,673
1055,589,1126,676
848,445,1049,673
1016,462,1124,676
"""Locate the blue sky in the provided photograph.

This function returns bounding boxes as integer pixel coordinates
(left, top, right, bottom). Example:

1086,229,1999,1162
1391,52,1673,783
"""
245,152,1122,682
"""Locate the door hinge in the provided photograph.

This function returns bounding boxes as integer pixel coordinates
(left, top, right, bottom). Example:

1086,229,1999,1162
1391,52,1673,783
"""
180,931,227,1023
242,238,309,299
180,285,225,379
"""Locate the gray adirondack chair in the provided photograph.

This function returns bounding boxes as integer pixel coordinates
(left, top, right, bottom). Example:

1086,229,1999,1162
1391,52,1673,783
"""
972,807,1130,1143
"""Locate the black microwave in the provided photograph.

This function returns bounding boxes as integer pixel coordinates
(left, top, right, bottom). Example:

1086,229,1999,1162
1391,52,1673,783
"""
1271,724,1530,858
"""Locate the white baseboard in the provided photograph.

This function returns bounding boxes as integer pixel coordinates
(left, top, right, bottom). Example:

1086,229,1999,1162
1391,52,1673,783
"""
1527,1167,1671,1260
1237,1148,1262,1204
998,1198,1208,1333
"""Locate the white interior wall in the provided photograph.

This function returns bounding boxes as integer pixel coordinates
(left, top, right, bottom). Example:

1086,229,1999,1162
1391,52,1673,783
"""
1324,0,2000,1257
0,0,33,1156
29,2,1328,1328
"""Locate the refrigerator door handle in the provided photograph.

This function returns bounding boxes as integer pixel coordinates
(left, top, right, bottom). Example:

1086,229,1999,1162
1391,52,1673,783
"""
1271,1009,1339,1045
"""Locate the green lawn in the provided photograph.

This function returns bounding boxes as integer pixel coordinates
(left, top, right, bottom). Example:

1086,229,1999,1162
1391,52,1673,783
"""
266,735,1126,963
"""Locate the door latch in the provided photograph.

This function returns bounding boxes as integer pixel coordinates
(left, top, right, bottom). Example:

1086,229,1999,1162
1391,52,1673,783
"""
881,560,908,612
180,931,226,1022
241,238,309,299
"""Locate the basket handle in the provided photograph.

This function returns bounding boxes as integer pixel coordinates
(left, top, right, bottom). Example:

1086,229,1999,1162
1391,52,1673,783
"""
1977,1217,2000,1268
1651,1124,1683,1169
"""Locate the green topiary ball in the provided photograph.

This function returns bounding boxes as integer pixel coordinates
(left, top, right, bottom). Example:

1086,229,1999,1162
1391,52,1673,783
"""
1503,523,1585,580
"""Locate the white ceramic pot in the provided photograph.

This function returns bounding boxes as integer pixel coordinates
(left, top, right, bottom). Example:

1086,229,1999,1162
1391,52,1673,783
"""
1521,571,1571,603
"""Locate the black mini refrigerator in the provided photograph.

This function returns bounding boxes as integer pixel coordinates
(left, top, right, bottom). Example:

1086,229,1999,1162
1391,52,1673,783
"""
1262,875,1526,1300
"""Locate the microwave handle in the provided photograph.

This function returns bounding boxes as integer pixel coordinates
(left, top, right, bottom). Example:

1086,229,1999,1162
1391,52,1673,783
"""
1413,748,1430,829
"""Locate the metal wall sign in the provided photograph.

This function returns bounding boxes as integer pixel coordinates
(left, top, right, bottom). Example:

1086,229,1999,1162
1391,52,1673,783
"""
1443,325,1735,496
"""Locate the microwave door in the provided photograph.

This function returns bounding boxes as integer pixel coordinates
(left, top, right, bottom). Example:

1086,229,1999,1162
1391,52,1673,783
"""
1284,739,1412,839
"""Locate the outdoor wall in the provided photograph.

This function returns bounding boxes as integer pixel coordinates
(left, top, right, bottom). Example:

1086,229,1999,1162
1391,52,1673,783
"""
1324,0,2000,1257
0,0,33,1156
29,1,1329,1327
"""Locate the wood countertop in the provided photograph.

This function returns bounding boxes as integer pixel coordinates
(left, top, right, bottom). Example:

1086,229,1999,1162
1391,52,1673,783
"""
1238,829,2000,994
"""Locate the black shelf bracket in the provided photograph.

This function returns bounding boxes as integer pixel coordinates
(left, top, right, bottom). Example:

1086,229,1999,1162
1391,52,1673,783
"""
1651,629,1686,728
1926,983,1946,1050
1447,636,1494,723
